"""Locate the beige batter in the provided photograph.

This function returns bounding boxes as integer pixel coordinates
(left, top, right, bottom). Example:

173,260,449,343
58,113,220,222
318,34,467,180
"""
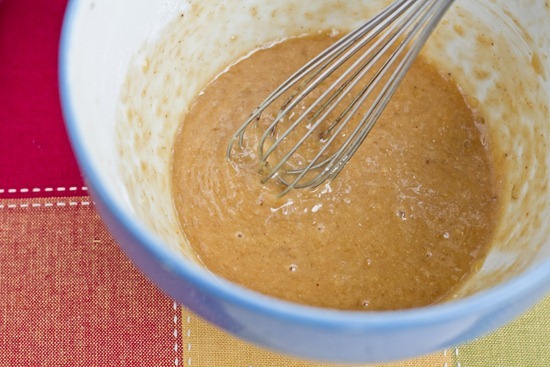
171,34,500,311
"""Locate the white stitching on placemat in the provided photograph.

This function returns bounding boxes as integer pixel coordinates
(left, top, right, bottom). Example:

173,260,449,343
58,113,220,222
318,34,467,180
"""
444,347,459,367
174,301,180,367
0,186,88,194
185,311,192,366
0,200,92,209
442,347,462,367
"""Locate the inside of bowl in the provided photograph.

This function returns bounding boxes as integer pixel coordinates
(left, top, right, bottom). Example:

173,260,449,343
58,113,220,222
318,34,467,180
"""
425,0,550,297
67,0,550,302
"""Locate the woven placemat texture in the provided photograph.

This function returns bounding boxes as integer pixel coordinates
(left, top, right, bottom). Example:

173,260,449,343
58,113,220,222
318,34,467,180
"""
1,198,548,366
182,306,451,367
456,295,550,366
182,291,550,367
0,198,179,366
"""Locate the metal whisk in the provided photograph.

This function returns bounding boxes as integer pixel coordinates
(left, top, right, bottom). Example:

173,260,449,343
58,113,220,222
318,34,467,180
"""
227,0,455,196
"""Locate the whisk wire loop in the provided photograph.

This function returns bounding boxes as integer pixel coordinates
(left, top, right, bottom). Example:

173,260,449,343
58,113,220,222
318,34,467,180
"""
275,0,439,191
258,0,422,170
227,0,455,196
318,0,456,186
226,0,413,157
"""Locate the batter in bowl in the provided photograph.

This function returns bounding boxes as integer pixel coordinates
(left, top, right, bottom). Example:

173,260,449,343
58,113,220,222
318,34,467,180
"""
171,33,501,311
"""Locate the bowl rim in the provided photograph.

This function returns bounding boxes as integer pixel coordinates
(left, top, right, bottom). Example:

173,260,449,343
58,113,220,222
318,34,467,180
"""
58,0,550,332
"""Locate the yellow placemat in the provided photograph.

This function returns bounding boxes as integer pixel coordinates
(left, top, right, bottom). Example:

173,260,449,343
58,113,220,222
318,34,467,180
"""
181,294,550,366
180,310,451,367
456,294,550,366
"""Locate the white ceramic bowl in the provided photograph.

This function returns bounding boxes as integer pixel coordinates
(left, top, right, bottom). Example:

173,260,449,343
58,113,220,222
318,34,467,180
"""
60,0,550,363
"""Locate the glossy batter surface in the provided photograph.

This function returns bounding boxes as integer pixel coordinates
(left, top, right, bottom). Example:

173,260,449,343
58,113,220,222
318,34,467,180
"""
171,34,500,310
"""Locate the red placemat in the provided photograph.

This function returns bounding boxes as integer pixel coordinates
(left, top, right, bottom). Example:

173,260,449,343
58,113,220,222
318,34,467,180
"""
0,0,84,197
0,197,179,366
0,1,179,365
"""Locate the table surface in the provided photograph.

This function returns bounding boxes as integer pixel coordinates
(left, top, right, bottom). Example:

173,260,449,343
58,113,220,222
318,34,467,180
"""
1,1,548,366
